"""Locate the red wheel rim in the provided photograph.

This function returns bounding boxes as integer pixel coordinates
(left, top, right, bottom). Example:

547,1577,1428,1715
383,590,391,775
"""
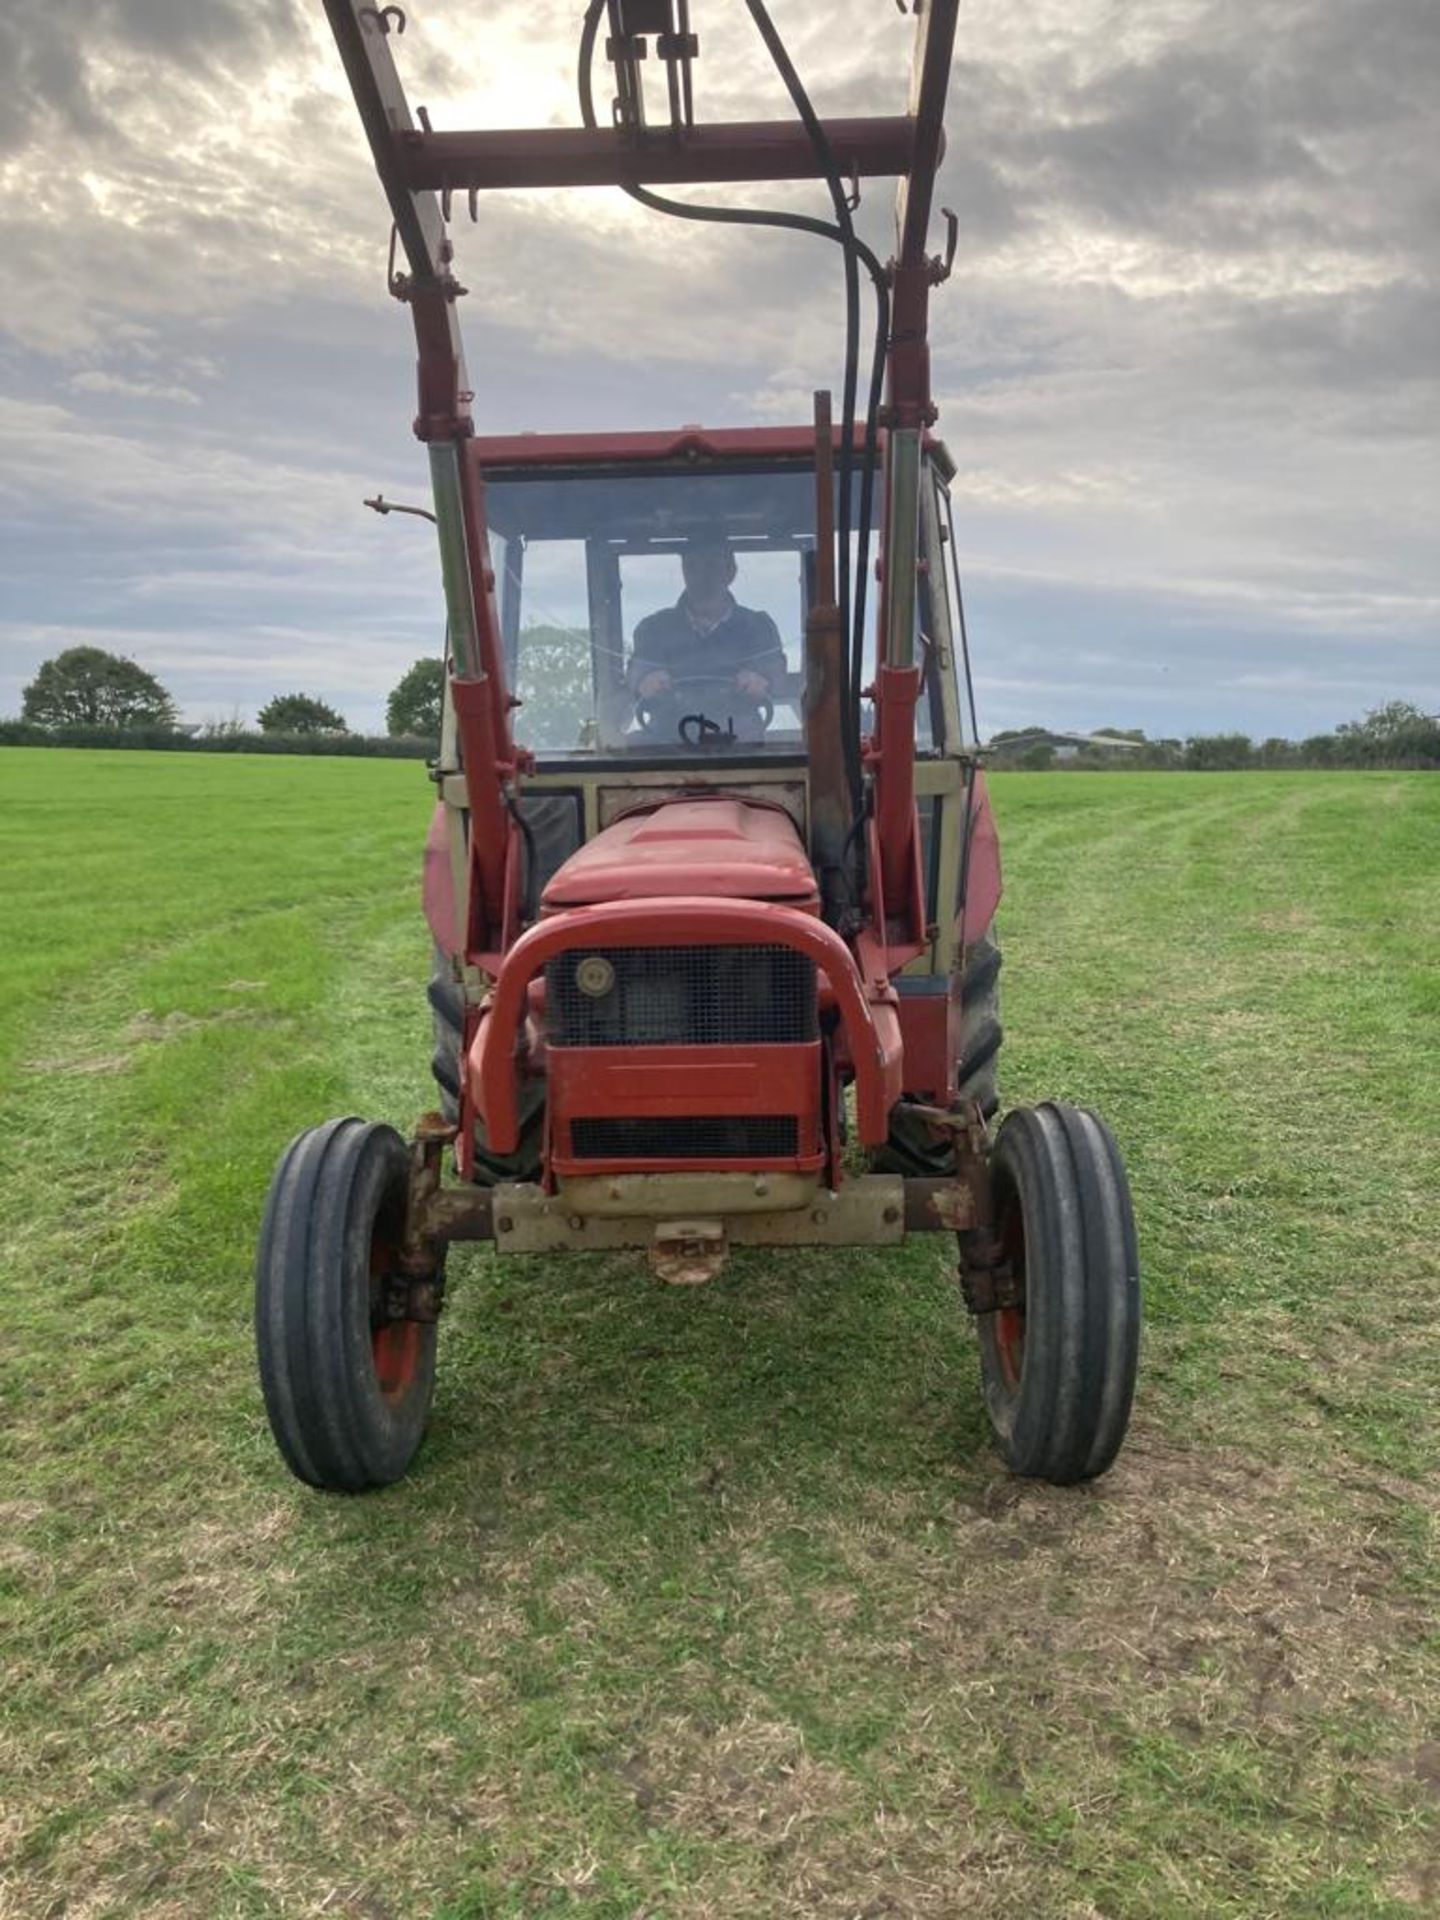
372,1320,422,1400
994,1305,1025,1389
370,1235,422,1402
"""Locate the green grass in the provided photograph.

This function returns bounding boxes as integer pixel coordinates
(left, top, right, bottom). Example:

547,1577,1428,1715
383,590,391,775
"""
1,751,1436,1918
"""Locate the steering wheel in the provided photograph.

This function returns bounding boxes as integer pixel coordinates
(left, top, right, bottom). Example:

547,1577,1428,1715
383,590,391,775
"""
633,675,774,747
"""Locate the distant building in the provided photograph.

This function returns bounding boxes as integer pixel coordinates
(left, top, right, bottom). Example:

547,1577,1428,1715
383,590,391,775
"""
985,729,1142,763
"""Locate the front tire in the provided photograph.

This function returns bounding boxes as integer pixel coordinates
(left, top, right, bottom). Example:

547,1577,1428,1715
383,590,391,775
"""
976,1101,1140,1483
255,1118,438,1492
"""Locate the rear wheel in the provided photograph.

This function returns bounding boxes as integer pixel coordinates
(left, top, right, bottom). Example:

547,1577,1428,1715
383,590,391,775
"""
428,943,544,1184
871,929,1002,1175
255,1118,438,1492
956,930,1002,1120
976,1101,1140,1483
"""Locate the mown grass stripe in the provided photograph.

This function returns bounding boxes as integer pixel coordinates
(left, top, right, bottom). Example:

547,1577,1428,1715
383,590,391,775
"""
0,753,1435,1918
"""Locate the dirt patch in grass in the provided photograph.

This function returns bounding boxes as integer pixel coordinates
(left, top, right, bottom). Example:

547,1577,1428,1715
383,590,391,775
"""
24,1004,276,1077
25,1050,136,1077
124,1006,275,1043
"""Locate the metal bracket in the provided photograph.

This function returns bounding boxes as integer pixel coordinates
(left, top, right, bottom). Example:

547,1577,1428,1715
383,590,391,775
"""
899,1100,1013,1313
906,1097,990,1160
650,1220,728,1286
381,1268,446,1322
399,1113,493,1283
387,224,467,304
928,207,959,284
957,1226,1022,1315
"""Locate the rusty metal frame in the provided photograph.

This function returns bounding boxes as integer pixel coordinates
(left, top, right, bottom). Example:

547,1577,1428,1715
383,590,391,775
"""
324,0,960,440
401,117,917,193
397,1101,995,1279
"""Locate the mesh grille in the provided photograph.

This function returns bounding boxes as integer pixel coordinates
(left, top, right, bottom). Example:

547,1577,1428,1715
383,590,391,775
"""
546,946,817,1048
569,1116,799,1160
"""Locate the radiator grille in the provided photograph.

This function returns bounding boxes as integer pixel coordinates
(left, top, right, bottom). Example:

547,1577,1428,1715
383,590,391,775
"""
569,1116,799,1160
546,946,817,1048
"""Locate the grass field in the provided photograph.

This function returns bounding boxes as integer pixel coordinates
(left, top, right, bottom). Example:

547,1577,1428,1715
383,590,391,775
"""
1,749,1436,1919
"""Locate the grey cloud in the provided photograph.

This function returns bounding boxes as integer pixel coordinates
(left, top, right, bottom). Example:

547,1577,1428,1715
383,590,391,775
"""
70,368,200,403
0,1,302,154
1050,48,1327,229
1221,282,1440,396
975,0,1440,267
2,1,1437,738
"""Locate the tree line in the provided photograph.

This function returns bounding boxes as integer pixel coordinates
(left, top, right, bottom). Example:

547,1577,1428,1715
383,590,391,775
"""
987,703,1440,771
10,647,445,749
7,647,1437,770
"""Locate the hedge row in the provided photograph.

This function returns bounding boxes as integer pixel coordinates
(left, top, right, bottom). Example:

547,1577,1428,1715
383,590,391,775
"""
0,723,438,758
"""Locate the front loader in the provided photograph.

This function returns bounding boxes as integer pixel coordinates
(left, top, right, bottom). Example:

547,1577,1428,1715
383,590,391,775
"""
256,1,1140,1492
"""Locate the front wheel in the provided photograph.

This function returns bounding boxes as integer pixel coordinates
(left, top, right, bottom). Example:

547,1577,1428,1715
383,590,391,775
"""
255,1118,438,1492
976,1101,1140,1483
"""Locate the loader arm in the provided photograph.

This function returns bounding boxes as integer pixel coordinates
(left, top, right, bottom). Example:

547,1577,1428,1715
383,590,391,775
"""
323,0,962,966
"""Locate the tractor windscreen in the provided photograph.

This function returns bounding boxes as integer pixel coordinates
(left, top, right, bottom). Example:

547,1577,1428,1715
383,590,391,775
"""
485,462,846,762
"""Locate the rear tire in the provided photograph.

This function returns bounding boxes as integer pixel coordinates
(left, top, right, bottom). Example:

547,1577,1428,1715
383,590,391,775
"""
428,943,544,1184
976,1101,1140,1484
871,929,1002,1175
956,930,1002,1121
255,1118,438,1492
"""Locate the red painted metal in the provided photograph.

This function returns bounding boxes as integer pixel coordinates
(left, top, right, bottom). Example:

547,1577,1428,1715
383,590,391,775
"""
449,676,513,954
542,800,818,911
470,898,902,1154
407,282,472,444
849,925,904,1094
372,1320,424,1400
869,662,925,947
422,802,458,958
323,3,473,439
400,118,917,194
460,466,517,759
548,1041,822,1177
994,1306,1025,1387
886,0,961,433
896,994,951,1106
958,769,1003,948
469,423,879,470
862,0,962,972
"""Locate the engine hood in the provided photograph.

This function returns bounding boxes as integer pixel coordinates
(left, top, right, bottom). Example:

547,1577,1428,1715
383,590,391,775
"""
541,798,819,912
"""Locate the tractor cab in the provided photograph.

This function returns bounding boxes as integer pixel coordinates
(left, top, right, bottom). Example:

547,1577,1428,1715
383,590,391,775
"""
444,426,976,925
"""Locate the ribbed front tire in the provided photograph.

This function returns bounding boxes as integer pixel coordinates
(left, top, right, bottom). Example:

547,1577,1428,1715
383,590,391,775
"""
977,1101,1140,1483
255,1118,438,1492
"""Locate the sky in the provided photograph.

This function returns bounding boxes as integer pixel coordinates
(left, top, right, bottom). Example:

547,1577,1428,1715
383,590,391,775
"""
1,0,1436,740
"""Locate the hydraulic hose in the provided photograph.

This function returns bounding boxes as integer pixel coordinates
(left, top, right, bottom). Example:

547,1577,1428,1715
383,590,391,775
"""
740,0,888,800
576,0,891,815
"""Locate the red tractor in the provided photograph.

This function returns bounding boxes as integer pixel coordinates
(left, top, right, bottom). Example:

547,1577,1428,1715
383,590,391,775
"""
256,1,1140,1492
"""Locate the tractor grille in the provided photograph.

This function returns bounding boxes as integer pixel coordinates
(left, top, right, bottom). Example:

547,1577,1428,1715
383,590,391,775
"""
569,1116,799,1160
546,946,817,1048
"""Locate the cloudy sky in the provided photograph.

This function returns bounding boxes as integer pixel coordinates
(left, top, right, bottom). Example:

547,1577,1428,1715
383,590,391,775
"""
1,0,1435,739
